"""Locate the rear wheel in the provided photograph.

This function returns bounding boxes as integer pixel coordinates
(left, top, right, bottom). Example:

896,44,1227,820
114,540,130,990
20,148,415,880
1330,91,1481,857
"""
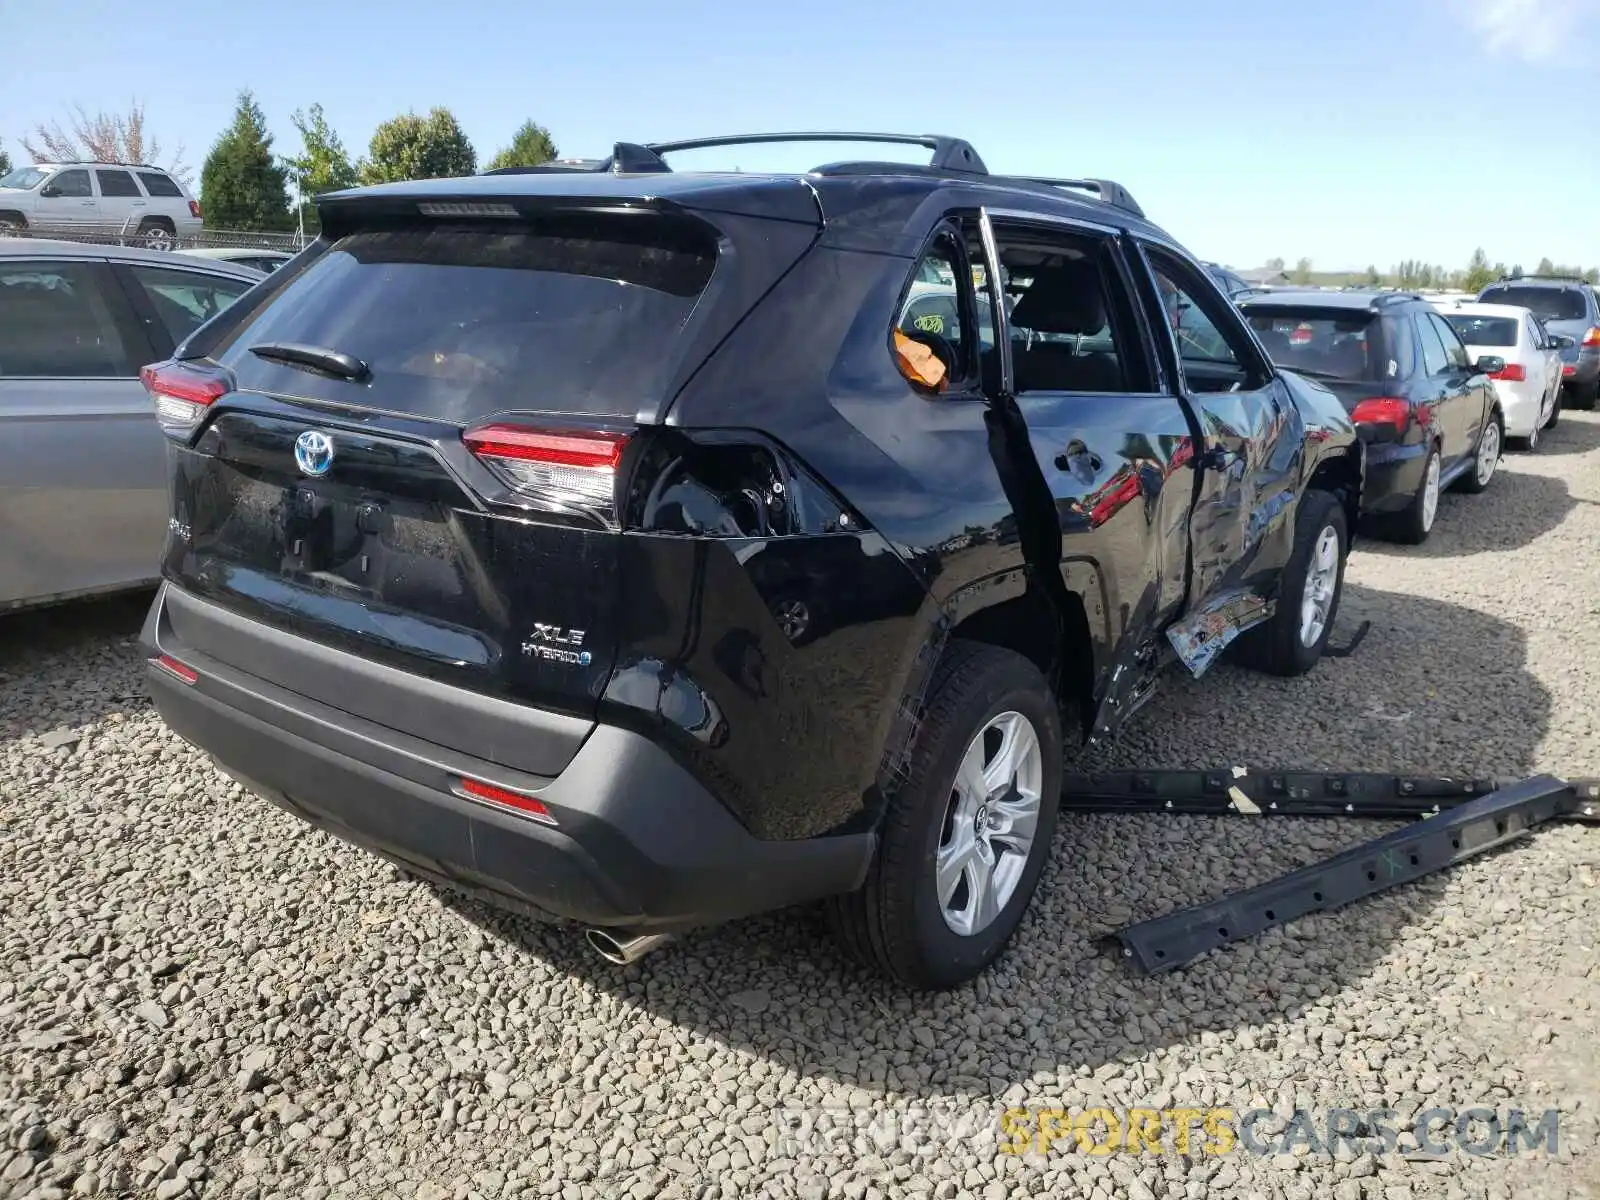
138,218,176,252
1237,489,1347,676
1542,384,1562,431
0,215,24,236
1376,444,1441,545
827,641,1063,990
1457,412,1501,494
1571,381,1599,412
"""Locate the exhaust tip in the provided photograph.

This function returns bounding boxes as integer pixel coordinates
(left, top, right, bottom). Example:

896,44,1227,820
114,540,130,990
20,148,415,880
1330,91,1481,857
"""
583,928,674,966
584,928,631,965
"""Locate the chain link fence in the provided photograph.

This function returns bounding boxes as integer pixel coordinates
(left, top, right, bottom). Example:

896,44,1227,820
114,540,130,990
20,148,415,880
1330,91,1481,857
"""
0,218,313,255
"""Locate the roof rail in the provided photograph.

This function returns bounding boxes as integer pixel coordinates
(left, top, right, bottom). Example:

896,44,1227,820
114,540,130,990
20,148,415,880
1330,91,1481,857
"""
1495,272,1588,284
476,134,1148,217
641,132,989,174
1011,177,1144,218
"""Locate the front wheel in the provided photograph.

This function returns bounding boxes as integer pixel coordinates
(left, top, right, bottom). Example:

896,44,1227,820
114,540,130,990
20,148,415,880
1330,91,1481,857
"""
1237,489,1348,677
826,641,1063,990
1571,381,1599,412
1457,412,1502,494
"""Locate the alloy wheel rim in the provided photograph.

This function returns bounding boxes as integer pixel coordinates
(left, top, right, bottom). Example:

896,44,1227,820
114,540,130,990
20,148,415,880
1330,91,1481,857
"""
1476,422,1500,484
1421,454,1440,532
936,710,1043,937
1299,525,1340,647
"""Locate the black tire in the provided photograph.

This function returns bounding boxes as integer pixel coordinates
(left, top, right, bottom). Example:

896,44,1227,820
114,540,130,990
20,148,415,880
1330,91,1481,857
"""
826,640,1063,990
1374,443,1441,545
0,215,25,236
1569,381,1598,412
1236,489,1348,677
1513,420,1541,453
1457,410,1502,495
138,218,176,251
1543,385,1562,430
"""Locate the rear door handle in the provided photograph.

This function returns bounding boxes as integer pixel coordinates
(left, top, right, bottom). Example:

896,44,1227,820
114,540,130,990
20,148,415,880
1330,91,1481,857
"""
1055,439,1102,473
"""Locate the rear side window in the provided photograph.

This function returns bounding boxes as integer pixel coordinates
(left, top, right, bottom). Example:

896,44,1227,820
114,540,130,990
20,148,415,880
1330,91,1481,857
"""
210,215,719,420
0,261,131,377
1416,313,1451,375
1478,285,1587,322
125,265,253,346
1443,314,1517,347
95,169,140,198
138,171,184,198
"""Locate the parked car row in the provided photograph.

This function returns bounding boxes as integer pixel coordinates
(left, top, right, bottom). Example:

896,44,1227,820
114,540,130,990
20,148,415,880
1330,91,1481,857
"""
1212,273,1600,543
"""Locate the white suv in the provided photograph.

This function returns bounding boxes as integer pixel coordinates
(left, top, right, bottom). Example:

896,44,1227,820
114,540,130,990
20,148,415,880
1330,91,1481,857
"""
0,162,203,250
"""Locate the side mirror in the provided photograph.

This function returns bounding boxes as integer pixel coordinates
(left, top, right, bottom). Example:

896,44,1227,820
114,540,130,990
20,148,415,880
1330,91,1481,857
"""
1551,334,1576,350
39,184,60,198
1474,355,1505,375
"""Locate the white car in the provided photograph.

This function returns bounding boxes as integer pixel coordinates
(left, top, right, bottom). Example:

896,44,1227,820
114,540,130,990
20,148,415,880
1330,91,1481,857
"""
0,161,202,251
1437,301,1563,450
177,247,294,274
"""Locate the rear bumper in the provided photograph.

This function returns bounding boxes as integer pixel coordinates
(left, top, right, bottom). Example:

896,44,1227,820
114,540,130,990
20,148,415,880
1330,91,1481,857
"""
1356,438,1427,515
142,584,874,933
1561,352,1600,389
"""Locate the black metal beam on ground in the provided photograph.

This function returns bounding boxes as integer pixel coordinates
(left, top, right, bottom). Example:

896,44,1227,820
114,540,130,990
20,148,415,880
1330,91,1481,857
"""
1061,768,1600,821
1106,774,1598,974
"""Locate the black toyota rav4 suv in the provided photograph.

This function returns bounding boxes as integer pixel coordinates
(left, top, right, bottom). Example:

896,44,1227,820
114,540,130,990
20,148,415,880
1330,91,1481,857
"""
140,133,1363,989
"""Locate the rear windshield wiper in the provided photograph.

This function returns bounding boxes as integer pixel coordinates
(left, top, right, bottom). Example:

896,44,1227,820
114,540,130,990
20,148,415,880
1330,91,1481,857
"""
1282,366,1344,381
249,341,370,383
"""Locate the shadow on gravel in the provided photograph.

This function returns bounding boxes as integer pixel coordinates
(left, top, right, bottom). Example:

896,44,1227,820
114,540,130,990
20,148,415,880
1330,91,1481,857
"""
0,588,156,742
1356,464,1573,559
1535,408,1600,456
444,581,1553,1103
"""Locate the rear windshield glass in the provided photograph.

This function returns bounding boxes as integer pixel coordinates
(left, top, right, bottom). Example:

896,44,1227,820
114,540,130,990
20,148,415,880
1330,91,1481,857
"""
1443,314,1517,347
1477,286,1587,321
1243,308,1393,381
211,215,719,420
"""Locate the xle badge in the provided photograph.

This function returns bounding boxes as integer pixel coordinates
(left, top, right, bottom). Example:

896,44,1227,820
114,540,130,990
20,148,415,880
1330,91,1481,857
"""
521,623,592,667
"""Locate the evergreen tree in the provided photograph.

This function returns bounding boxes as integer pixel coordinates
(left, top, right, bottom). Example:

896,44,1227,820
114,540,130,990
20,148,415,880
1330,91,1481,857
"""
200,91,291,231
487,120,558,171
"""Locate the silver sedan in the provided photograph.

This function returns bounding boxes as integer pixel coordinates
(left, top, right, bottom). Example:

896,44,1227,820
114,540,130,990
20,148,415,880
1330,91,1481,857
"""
1,238,262,612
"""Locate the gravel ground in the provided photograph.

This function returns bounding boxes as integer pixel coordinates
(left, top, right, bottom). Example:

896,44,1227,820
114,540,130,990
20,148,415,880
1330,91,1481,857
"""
3,415,1599,1200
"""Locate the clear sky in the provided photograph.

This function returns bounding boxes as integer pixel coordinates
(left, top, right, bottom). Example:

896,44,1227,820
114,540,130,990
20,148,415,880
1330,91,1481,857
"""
3,0,1597,273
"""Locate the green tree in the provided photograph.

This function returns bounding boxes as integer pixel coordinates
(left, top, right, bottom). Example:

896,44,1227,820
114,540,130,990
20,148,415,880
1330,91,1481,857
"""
486,120,558,171
360,108,476,184
283,104,358,231
0,140,11,176
1290,256,1313,285
1461,247,1495,294
1535,257,1555,275
200,91,291,231
1364,264,1381,287
1265,256,1286,273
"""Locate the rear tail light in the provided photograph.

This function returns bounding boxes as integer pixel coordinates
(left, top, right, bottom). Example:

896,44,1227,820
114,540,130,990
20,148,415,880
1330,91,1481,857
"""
462,424,629,516
142,359,231,436
1489,363,1526,381
1583,326,1600,347
1564,365,1578,377
454,776,555,825
189,200,202,219
149,654,198,685
1350,397,1414,432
